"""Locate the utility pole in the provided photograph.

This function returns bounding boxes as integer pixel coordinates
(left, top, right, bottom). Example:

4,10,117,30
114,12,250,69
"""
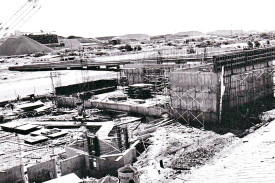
50,72,55,95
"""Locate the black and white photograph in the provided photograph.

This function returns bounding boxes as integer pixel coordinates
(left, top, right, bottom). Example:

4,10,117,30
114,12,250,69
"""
0,0,275,182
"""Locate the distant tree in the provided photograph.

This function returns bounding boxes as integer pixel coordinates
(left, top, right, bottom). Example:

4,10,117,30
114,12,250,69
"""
247,41,253,49
254,41,261,48
187,47,196,54
134,45,142,51
167,42,173,46
125,44,133,51
109,39,120,45
199,37,205,41
260,33,269,39
118,45,124,50
67,35,82,39
197,42,207,48
224,42,229,45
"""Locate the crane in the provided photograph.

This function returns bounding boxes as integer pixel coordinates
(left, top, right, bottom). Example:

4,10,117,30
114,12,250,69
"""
0,0,41,38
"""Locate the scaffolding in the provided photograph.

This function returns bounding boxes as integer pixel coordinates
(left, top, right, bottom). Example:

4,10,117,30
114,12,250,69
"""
168,47,275,127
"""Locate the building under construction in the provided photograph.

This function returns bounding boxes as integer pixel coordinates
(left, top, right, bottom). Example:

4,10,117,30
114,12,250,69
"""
169,47,275,127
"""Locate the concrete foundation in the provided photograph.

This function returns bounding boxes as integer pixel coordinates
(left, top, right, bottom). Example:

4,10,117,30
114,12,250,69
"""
55,96,165,117
90,100,165,117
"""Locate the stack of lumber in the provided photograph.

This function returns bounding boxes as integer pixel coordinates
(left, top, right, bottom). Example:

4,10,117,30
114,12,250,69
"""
127,83,153,99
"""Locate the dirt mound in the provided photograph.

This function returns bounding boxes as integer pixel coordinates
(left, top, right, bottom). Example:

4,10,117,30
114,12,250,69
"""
135,122,237,182
0,36,53,56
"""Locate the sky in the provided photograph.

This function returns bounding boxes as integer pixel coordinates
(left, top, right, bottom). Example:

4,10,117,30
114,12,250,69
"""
0,0,275,38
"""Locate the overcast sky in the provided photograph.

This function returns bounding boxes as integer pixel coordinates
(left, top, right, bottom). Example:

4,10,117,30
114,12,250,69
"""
0,0,274,37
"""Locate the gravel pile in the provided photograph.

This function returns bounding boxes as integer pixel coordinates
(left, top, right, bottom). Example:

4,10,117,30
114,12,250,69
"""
0,36,53,56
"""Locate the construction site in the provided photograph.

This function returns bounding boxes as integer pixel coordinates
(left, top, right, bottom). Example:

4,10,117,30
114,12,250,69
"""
1,0,275,183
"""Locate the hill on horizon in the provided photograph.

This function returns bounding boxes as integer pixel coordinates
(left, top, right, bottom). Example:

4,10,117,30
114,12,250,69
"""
175,31,204,37
118,34,150,41
206,30,262,36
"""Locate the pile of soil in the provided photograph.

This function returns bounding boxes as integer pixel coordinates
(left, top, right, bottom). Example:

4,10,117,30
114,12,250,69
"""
0,36,53,56
172,137,227,170
134,122,237,182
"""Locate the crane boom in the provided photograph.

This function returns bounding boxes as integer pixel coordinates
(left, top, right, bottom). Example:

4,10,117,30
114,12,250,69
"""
0,0,41,37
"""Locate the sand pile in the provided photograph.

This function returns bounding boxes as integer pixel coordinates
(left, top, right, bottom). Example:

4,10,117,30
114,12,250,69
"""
0,36,53,56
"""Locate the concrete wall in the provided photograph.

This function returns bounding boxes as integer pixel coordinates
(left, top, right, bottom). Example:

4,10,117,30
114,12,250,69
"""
123,148,136,165
94,153,124,177
27,159,57,183
92,147,136,178
0,165,24,183
60,154,87,178
169,58,275,124
169,71,219,123
222,62,274,108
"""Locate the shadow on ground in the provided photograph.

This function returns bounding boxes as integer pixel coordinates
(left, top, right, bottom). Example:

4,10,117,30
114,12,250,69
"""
182,96,275,137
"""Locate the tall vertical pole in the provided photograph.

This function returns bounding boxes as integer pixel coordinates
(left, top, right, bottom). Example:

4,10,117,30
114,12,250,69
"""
50,72,55,95
219,66,225,123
